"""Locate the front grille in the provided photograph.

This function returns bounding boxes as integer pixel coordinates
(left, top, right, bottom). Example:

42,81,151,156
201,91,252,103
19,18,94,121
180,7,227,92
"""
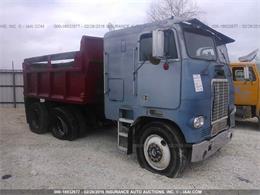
212,79,229,123
212,118,228,135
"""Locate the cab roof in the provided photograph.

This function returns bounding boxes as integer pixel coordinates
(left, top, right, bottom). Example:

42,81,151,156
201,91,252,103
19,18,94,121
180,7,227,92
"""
180,19,235,45
105,17,235,46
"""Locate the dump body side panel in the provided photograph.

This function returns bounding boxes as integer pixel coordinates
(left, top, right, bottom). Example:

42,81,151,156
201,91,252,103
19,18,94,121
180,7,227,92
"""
23,36,103,105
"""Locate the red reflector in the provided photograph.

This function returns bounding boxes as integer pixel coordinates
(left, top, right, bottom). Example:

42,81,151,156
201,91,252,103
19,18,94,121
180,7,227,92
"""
163,63,169,70
80,92,85,99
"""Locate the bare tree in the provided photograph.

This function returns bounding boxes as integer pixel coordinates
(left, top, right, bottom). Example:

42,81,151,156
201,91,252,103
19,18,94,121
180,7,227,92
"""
147,0,202,22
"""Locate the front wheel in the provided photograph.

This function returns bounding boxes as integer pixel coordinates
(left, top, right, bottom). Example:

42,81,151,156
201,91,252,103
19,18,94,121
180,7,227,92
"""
136,122,188,178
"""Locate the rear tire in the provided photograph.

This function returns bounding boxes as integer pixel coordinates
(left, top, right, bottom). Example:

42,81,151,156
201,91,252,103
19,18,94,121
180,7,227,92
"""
69,107,88,137
50,107,79,141
136,122,187,178
27,102,49,134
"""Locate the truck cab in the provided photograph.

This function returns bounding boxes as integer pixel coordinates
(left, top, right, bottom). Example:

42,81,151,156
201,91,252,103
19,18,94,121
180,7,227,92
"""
230,62,260,124
104,18,236,177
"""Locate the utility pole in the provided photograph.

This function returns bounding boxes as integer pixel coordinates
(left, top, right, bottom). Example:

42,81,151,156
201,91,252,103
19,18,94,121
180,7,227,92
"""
12,61,16,108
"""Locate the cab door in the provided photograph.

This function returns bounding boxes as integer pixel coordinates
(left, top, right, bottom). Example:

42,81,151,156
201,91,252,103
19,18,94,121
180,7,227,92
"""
232,66,258,106
137,29,181,109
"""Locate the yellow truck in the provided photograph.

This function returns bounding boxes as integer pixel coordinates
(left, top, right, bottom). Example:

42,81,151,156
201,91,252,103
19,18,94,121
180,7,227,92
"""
230,61,260,125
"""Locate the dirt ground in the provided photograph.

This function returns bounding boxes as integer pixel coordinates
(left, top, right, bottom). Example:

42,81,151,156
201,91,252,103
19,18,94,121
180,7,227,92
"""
0,108,259,189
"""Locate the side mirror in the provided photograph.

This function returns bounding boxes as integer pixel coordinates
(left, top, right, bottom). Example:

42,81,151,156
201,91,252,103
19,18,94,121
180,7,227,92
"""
152,30,164,59
244,66,250,80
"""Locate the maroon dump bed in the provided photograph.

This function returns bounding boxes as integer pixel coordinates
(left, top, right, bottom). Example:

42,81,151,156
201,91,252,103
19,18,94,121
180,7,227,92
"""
23,36,103,105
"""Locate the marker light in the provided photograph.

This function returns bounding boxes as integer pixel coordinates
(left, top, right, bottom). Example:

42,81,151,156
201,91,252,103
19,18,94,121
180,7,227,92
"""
163,63,169,70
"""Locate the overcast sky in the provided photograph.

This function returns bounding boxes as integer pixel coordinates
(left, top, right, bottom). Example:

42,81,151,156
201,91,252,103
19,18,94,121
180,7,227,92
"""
0,0,259,69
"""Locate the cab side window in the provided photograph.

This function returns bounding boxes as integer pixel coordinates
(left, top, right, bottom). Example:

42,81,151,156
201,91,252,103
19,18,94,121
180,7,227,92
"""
232,67,256,81
164,30,178,59
249,67,256,81
139,30,178,61
139,33,152,61
233,67,244,81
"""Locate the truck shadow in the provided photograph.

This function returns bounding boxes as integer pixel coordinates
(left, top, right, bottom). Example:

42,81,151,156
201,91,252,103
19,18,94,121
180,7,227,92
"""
235,119,259,131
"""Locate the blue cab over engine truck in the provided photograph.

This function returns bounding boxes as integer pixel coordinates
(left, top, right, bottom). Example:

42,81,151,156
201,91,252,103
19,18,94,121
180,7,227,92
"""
23,17,236,178
104,18,235,177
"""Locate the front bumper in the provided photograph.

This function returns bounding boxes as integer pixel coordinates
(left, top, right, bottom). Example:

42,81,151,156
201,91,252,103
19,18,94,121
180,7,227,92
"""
191,129,233,162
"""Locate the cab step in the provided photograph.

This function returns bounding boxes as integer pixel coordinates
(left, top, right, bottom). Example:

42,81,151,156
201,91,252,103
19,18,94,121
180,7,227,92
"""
118,118,134,153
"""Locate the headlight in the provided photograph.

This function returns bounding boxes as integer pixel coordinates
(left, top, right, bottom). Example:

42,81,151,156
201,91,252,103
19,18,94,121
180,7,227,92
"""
193,116,205,129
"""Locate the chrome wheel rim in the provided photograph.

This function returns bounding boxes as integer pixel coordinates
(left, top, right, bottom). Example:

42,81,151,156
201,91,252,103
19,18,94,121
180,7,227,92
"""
143,134,171,170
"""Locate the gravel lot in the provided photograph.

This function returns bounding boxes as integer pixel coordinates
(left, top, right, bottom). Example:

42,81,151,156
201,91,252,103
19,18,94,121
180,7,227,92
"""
0,108,260,189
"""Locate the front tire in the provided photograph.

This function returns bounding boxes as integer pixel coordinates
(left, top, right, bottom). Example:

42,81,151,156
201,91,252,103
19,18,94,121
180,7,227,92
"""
136,122,187,178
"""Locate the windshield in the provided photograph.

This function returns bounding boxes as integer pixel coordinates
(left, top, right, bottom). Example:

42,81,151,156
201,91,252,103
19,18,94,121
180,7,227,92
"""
184,31,217,61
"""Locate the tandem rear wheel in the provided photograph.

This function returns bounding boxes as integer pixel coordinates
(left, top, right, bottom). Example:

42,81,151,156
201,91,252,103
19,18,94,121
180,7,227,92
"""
27,102,50,134
50,107,88,141
136,122,188,178
27,101,89,141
